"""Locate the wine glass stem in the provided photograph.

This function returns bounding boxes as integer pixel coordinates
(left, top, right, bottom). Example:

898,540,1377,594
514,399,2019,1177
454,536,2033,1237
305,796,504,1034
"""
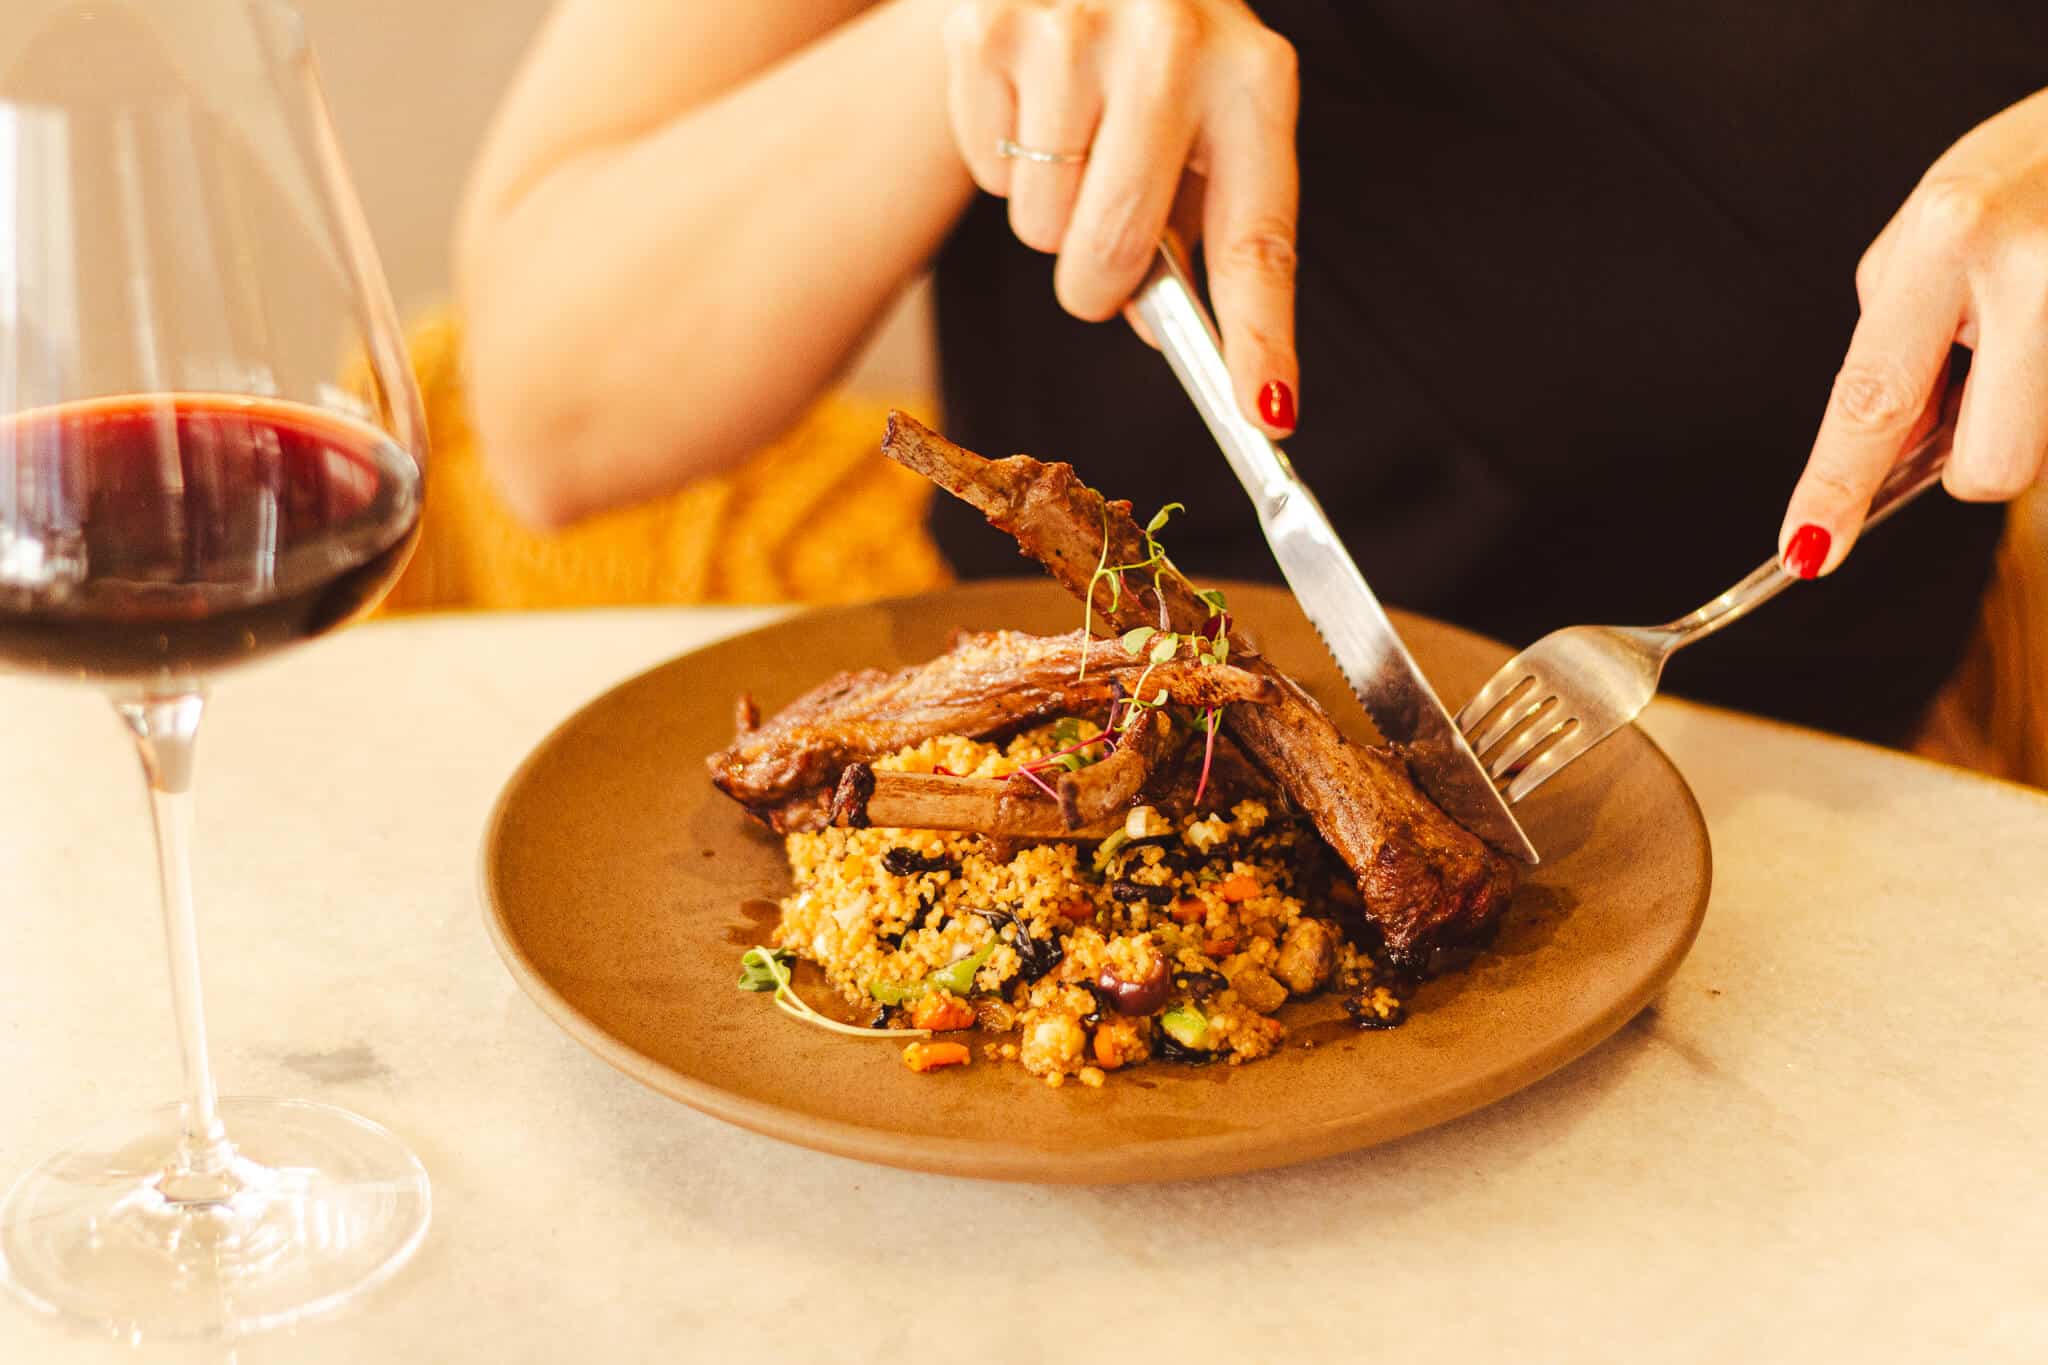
116,689,240,1203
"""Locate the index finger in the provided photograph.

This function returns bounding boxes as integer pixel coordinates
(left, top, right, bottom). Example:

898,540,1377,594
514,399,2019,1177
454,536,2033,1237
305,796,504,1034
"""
1779,265,1962,576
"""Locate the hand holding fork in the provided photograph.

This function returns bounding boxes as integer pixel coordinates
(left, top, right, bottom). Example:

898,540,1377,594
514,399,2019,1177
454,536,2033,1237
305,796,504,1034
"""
1456,407,1960,803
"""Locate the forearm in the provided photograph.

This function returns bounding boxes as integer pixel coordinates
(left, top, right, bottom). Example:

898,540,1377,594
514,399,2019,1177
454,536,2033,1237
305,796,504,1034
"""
458,0,971,527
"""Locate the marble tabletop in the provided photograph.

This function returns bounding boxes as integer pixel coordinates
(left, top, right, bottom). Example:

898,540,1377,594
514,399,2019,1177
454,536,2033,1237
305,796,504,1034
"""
2,607,2044,1364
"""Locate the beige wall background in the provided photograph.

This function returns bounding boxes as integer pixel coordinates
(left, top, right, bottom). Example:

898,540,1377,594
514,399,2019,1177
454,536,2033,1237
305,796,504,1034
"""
297,0,936,395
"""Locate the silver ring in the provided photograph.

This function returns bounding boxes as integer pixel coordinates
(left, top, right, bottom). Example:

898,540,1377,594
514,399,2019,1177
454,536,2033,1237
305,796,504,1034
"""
997,136,1088,166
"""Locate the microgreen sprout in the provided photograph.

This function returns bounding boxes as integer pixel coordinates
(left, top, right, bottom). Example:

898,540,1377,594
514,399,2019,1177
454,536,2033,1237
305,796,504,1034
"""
737,946,930,1039
1080,502,1183,679
1020,717,1113,777
1013,762,1061,801
1073,506,1236,807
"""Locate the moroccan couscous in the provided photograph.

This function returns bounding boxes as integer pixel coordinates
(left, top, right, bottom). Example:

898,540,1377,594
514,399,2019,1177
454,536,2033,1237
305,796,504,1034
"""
754,721,1406,1085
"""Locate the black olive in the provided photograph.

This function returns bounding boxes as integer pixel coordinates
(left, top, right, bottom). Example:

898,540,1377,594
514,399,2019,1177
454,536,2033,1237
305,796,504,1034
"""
973,907,1065,985
883,847,959,877
1096,960,1171,1015
870,1005,895,1029
1171,970,1228,1000
1154,1032,1215,1065
1109,879,1177,905
1015,932,1065,984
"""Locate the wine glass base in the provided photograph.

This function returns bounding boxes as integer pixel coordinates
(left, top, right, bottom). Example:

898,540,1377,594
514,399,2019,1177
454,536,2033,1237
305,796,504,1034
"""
0,1097,430,1343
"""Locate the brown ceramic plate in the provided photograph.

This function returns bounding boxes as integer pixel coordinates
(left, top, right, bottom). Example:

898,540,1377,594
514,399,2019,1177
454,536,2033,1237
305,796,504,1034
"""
481,581,1710,1183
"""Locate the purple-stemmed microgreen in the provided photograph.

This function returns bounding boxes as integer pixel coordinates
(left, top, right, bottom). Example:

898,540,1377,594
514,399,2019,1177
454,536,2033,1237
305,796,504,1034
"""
1071,513,1238,812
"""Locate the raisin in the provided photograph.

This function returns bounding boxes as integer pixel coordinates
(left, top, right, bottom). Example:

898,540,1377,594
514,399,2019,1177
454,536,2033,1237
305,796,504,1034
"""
882,847,958,877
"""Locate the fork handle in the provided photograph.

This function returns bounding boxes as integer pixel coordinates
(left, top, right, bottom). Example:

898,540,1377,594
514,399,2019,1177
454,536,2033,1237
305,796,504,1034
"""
1658,403,1958,648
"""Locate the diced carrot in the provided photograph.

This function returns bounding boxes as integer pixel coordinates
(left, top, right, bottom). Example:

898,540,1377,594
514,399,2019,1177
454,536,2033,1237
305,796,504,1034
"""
903,1041,972,1073
909,993,976,1032
1216,875,1260,903
1202,937,1239,957
1091,1017,1146,1070
1058,896,1096,921
1171,898,1206,924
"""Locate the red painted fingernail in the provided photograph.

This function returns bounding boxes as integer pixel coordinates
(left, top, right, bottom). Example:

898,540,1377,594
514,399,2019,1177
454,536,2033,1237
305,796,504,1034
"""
1784,524,1831,579
1258,380,1296,432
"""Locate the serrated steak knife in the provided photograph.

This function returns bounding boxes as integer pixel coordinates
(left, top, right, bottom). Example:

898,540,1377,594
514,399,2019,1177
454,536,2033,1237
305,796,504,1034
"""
1132,237,1539,864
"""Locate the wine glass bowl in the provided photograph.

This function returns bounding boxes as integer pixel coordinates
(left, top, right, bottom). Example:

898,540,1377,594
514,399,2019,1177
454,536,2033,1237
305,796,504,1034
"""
0,0,430,1342
0,394,423,681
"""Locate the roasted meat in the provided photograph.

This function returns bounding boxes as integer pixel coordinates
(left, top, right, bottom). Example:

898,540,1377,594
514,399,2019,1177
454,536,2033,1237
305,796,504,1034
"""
707,627,1273,825
1047,706,1174,829
827,766,1121,838
880,411,1516,966
821,706,1174,838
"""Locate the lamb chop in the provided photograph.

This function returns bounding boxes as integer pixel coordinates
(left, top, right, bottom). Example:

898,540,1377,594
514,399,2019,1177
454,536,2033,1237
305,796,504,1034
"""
879,412,1516,967
708,627,1274,833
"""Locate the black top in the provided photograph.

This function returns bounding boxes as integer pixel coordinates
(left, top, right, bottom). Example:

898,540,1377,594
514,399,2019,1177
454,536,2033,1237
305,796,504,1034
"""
933,2,2046,744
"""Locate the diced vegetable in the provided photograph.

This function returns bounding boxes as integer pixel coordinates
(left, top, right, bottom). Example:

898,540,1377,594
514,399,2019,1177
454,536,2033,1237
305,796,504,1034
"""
867,937,997,1005
1216,875,1260,903
1090,827,1131,874
1124,805,1171,840
867,978,922,1006
1160,1003,1211,1051
925,938,997,997
1091,1015,1150,1070
909,993,976,1032
1170,897,1206,924
903,1042,972,1073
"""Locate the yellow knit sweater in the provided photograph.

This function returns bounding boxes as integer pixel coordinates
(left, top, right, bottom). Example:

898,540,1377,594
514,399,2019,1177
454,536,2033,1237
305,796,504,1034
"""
378,314,949,614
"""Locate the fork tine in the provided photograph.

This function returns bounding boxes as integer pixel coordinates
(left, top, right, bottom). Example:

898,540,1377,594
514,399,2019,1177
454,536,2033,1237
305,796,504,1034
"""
1455,666,1532,734
1485,710,1573,781
1469,688,1556,760
1502,723,1602,802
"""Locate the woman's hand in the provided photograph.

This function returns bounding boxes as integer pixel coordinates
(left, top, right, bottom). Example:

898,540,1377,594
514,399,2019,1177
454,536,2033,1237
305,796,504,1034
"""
1781,88,2048,577
942,0,1301,434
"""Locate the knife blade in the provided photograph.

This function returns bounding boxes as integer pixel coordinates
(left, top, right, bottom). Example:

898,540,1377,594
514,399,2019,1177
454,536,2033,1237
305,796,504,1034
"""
1132,237,1540,864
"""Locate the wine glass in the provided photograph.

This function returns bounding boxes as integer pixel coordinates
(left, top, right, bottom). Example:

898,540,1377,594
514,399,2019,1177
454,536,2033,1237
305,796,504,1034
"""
0,0,430,1341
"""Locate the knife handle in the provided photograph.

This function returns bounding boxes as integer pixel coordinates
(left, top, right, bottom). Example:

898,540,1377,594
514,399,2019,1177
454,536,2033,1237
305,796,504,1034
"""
1131,235,1299,519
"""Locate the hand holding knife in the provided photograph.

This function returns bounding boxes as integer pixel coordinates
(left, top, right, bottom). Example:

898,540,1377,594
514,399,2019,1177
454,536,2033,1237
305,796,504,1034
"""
1130,236,1540,864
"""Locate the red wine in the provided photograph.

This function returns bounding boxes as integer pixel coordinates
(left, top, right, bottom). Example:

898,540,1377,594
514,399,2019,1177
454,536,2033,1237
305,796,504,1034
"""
0,395,421,682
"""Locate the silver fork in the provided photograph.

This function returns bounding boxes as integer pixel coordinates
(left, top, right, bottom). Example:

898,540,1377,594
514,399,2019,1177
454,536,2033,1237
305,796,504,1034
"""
1456,412,1959,802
